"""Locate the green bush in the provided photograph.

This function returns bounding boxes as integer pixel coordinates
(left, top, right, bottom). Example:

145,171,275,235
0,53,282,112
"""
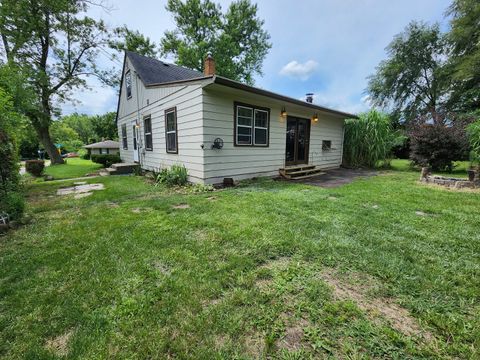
343,110,396,168
25,159,45,177
0,88,24,221
79,149,90,160
91,154,121,168
156,164,188,186
1,191,25,221
467,120,480,166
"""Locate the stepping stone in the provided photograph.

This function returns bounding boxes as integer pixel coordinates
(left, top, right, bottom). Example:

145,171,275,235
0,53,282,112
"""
73,181,87,185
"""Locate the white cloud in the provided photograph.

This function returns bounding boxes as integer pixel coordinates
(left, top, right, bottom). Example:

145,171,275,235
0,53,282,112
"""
61,78,118,116
279,60,319,81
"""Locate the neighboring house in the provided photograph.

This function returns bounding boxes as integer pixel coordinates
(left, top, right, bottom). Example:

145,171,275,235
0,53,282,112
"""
116,51,356,184
84,140,120,155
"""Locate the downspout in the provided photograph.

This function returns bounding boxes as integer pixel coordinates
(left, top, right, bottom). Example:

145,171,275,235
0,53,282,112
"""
134,70,143,168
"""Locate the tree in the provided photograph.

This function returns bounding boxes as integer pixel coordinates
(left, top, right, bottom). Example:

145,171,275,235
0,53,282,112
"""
367,22,449,124
109,26,157,57
90,112,118,141
160,0,271,85
446,0,480,113
0,0,111,164
61,113,95,144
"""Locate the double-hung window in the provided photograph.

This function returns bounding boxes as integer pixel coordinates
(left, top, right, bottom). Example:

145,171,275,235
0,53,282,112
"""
165,107,178,153
144,116,153,151
234,103,269,146
121,124,128,149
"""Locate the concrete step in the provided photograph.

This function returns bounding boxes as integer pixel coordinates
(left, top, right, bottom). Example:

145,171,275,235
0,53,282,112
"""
111,162,139,174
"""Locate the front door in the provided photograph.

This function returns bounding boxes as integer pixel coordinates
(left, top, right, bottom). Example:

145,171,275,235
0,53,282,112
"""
285,116,310,166
132,122,139,163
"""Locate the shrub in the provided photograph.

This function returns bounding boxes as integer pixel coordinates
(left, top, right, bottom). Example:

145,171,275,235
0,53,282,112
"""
80,149,90,160
91,154,121,168
467,120,480,167
156,164,188,186
25,159,45,177
343,110,396,167
0,88,24,221
1,191,25,221
409,124,469,171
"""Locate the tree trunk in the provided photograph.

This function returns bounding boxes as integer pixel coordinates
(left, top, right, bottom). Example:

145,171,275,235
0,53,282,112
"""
34,124,64,165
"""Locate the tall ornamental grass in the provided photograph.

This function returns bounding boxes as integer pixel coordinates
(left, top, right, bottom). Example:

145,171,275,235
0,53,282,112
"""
343,110,396,168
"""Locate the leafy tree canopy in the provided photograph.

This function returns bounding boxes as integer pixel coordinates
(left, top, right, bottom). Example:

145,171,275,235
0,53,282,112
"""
446,0,480,113
160,0,271,85
0,0,112,164
109,25,157,58
367,22,448,124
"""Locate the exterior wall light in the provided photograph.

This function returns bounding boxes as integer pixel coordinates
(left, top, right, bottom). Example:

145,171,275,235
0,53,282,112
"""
312,113,319,122
280,107,287,118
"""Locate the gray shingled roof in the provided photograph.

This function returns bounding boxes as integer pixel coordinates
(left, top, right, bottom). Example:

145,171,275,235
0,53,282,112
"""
84,140,120,149
126,51,204,86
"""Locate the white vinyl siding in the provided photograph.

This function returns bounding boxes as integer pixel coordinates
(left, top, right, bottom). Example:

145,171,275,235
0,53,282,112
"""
201,85,345,184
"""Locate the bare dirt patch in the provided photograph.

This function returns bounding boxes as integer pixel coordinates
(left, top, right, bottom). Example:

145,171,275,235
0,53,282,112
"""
172,204,190,209
277,314,310,351
320,269,433,341
207,196,217,201
45,329,74,357
258,257,291,271
243,331,265,358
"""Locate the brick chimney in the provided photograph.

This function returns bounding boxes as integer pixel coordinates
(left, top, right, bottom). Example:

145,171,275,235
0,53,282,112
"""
204,52,215,76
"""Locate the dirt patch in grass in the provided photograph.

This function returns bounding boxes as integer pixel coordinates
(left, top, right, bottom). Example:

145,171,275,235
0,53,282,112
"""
320,269,433,342
172,204,190,209
277,313,310,351
45,329,74,357
243,331,265,358
258,257,291,271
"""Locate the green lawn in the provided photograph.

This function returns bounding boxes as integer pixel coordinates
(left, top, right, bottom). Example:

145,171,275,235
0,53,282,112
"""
1,170,479,358
43,158,102,180
388,159,471,177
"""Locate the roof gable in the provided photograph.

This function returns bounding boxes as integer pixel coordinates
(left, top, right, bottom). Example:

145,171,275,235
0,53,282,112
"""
125,51,204,86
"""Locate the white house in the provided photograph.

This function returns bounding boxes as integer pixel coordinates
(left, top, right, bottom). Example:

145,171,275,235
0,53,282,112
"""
116,51,356,184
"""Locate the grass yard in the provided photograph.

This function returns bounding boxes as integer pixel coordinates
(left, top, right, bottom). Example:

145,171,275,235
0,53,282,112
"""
389,159,471,177
43,158,102,180
1,169,479,358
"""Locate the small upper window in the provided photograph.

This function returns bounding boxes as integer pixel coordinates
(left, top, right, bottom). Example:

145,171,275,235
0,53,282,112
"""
235,103,269,146
165,108,177,153
125,70,132,99
121,124,128,149
322,140,332,151
144,116,153,151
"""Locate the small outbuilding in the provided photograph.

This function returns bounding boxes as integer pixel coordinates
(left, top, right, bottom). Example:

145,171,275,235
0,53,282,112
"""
84,140,120,155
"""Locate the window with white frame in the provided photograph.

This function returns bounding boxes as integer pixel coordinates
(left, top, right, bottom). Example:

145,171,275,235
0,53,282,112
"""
165,108,177,153
234,103,270,146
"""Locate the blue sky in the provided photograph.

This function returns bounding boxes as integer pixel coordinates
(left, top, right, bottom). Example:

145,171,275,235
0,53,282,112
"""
65,0,452,116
